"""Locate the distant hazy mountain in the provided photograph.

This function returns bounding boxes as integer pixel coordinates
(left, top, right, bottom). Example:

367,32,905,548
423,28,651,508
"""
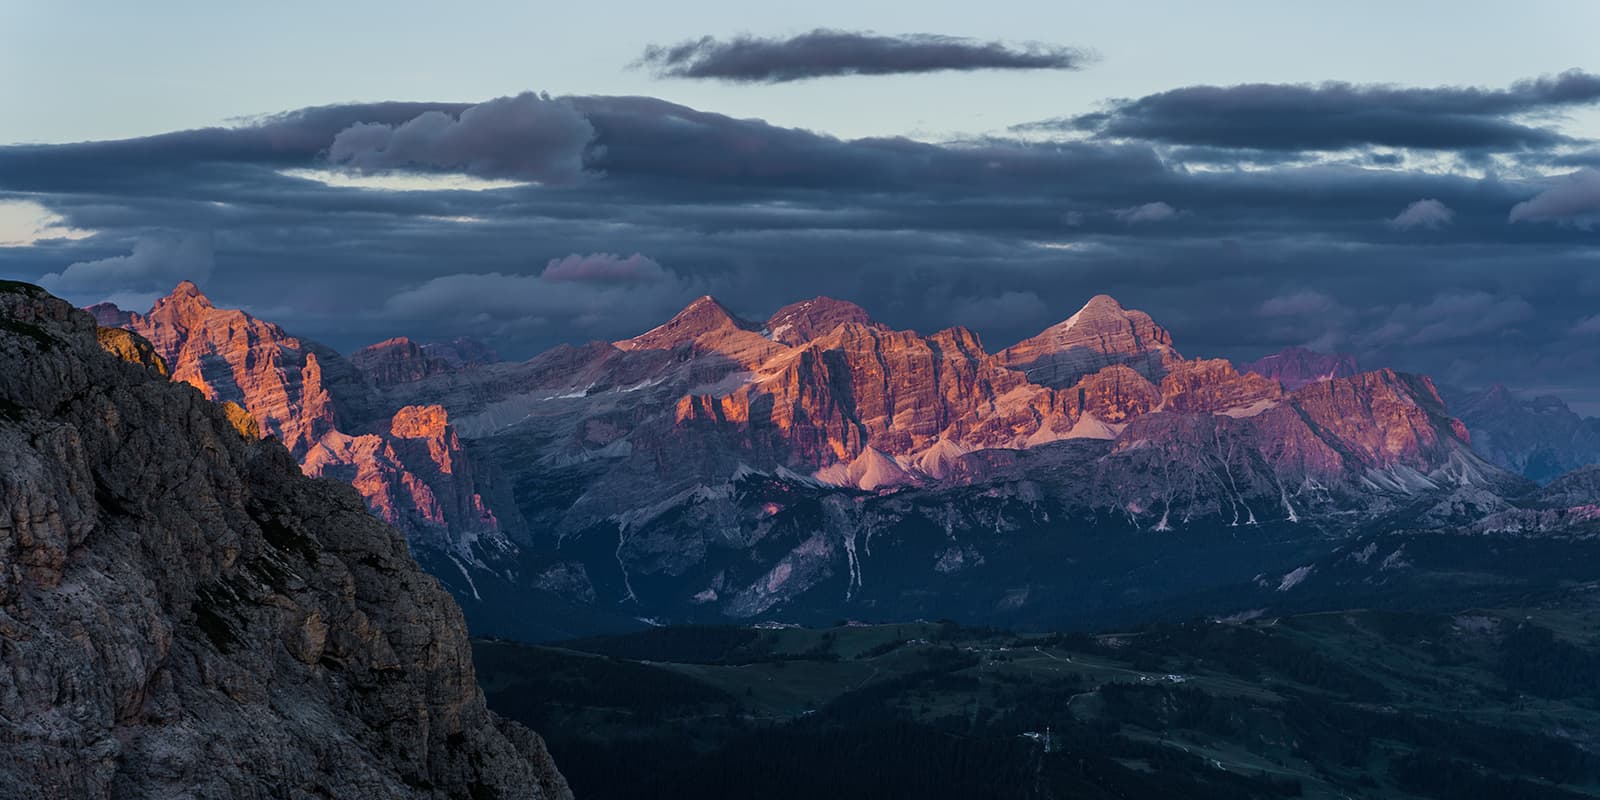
1440,383,1600,482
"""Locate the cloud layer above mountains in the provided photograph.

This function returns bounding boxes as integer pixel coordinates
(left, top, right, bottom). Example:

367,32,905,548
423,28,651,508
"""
1032,70,1600,152
2,71,1599,411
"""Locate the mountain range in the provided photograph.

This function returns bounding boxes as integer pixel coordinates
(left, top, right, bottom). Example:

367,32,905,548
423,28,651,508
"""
87,283,1600,638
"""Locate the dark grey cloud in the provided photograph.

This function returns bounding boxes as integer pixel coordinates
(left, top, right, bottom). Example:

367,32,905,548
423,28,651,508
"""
382,265,701,336
3,90,1599,413
1026,70,1600,152
636,29,1089,83
540,252,666,283
40,232,213,296
327,92,594,184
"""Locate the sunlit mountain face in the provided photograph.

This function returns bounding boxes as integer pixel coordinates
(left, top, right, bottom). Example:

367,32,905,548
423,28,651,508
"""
88,282,1581,641
6,6,1600,799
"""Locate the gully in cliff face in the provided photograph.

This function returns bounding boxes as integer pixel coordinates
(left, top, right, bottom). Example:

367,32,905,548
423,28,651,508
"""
0,281,572,799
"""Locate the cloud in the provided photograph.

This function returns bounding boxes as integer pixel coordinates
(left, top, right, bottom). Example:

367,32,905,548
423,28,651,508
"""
950,290,1047,329
1509,169,1600,226
5,91,1600,412
326,92,595,184
636,29,1090,83
1367,291,1535,347
39,232,214,298
1038,70,1600,152
0,199,94,247
1259,290,1337,317
385,252,688,337
1572,315,1600,335
1113,201,1181,224
1389,198,1454,230
540,253,666,283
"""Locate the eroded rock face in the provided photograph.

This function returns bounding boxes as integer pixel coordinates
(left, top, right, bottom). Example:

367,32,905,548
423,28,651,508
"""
672,321,1067,468
1159,359,1282,415
998,294,1181,387
105,284,524,594
763,296,883,346
0,283,571,800
301,404,519,564
349,337,499,387
120,281,367,457
351,337,456,387
94,327,169,377
1240,346,1359,391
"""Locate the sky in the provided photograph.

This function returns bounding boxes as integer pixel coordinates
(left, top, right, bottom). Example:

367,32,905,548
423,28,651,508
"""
3,1,1600,411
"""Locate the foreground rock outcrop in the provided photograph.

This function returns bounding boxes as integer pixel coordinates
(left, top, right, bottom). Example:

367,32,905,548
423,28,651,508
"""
0,281,570,799
93,284,525,608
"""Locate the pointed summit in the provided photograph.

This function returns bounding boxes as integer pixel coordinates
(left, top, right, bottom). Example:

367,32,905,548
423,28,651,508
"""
763,296,882,346
142,280,218,331
998,294,1180,388
616,295,757,351
615,295,781,367
165,279,213,307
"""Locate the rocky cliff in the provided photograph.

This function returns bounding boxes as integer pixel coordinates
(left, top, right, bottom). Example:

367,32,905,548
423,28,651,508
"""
351,337,498,387
1240,346,1359,391
0,281,570,800
94,285,525,606
997,294,1181,387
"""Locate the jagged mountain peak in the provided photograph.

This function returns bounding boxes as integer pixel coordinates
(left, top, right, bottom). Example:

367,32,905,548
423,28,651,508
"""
1049,294,1162,337
152,279,217,316
998,294,1180,387
764,296,882,346
613,295,784,369
617,295,755,349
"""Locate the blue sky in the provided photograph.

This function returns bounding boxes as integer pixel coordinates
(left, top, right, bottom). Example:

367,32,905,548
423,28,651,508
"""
3,1,1600,413
6,1,1600,144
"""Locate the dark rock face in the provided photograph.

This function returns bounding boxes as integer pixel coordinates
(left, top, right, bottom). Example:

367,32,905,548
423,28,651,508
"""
350,336,499,387
0,283,570,800
351,337,456,387
1240,346,1359,391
